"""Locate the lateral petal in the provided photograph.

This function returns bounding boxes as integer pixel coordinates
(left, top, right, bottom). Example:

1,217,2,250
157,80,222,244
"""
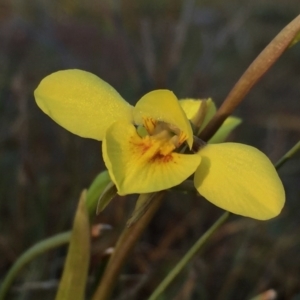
34,69,133,140
103,121,201,195
133,90,194,148
179,98,216,132
194,143,285,220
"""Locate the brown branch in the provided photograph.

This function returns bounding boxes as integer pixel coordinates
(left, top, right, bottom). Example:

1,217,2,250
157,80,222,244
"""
92,191,165,300
200,14,300,141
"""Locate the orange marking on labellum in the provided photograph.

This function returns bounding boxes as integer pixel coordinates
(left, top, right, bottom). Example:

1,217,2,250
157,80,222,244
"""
130,136,152,156
150,152,174,164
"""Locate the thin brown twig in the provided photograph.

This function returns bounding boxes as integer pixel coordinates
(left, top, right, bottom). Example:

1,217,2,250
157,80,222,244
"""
200,14,300,141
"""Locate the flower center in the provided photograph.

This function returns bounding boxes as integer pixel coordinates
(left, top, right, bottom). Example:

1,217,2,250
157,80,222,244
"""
140,117,187,156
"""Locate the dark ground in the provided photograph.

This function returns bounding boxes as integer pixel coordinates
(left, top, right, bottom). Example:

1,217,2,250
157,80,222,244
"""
0,1,299,299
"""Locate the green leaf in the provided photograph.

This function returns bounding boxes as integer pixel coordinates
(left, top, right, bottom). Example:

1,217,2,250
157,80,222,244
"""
0,232,71,300
208,116,242,144
96,181,117,214
275,140,300,169
86,170,111,216
55,190,90,300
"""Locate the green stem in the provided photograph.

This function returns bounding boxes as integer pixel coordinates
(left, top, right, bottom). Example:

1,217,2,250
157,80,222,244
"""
146,139,300,300
148,211,230,300
0,232,71,300
275,141,300,169
92,191,165,300
200,15,300,141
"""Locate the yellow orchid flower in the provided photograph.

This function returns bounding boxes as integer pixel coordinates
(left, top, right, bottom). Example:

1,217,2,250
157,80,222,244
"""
34,69,285,220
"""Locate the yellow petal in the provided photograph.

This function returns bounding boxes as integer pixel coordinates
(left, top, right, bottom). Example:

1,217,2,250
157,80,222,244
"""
133,90,194,148
103,121,201,195
34,69,133,140
194,143,285,220
179,98,216,133
208,116,242,144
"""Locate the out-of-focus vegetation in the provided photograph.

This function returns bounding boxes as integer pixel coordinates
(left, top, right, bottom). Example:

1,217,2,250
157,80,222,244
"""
0,0,299,299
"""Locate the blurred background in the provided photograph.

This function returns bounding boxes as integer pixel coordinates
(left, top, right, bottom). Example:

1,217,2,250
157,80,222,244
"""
0,0,299,299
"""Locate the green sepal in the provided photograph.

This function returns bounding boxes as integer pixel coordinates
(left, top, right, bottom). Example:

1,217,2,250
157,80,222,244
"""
96,181,118,214
127,193,156,227
208,116,242,144
86,170,111,216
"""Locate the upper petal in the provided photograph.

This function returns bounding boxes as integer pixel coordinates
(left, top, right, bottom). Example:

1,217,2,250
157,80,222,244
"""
179,98,216,133
133,90,193,148
194,143,285,220
103,121,201,195
34,69,133,140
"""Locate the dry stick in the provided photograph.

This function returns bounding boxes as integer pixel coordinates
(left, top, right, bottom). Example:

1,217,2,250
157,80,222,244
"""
92,191,165,300
200,14,300,142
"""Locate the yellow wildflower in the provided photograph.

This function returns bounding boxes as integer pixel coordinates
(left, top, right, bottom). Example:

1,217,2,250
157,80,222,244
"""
34,69,285,220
